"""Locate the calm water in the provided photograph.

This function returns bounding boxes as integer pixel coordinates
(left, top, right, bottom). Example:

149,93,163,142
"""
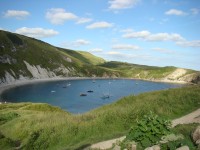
1,79,182,114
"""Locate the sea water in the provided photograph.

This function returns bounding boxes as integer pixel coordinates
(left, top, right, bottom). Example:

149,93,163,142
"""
1,79,182,114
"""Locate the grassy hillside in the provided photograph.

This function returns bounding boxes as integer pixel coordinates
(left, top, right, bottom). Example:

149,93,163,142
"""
0,30,199,84
0,30,115,82
99,61,195,79
0,85,200,149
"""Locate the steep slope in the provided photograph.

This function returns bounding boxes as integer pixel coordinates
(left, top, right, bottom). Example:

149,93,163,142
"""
0,30,114,85
0,30,199,85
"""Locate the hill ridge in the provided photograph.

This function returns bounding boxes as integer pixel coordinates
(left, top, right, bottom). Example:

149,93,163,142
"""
0,30,199,85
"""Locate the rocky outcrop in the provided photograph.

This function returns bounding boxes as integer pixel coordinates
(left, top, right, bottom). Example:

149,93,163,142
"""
192,126,200,146
0,54,17,64
160,68,200,84
162,68,186,82
145,145,160,150
53,64,71,76
24,61,57,79
176,146,189,150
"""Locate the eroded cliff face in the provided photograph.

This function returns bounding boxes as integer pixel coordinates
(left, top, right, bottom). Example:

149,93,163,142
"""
0,61,76,85
161,68,200,84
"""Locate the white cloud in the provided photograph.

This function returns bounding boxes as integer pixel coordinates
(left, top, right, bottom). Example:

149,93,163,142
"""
86,21,113,29
151,47,174,54
60,39,91,48
4,10,30,19
122,30,151,38
104,51,152,61
15,27,59,38
190,8,199,15
112,44,140,50
165,9,187,16
46,8,78,25
89,48,103,53
73,39,91,46
108,0,140,10
176,40,200,47
76,18,92,24
147,33,184,41
122,30,185,42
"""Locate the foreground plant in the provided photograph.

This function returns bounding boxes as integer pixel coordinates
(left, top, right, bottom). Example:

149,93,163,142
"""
125,112,172,148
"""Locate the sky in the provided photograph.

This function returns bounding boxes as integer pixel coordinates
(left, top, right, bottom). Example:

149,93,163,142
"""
0,0,200,71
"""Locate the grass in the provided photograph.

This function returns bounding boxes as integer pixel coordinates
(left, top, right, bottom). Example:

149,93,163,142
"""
0,85,200,149
172,123,199,149
1,30,199,83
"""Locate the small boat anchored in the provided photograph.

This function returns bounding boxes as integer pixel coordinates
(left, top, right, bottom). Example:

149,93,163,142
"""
87,90,93,93
80,93,87,96
101,94,110,99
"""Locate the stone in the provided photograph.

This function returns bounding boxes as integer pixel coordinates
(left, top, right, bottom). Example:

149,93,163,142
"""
152,145,160,150
192,126,200,144
176,146,189,150
131,144,136,150
145,145,160,150
112,145,120,150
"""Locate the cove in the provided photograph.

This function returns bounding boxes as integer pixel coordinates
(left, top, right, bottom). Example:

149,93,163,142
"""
1,79,182,114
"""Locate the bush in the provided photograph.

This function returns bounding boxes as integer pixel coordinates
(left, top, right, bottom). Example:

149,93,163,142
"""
125,112,172,148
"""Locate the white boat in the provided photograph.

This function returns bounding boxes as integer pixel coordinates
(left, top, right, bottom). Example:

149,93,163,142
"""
101,94,110,99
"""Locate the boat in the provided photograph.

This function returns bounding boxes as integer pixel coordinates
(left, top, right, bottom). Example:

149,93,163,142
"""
87,90,93,93
80,93,87,96
101,94,110,99
67,83,71,86
51,90,56,93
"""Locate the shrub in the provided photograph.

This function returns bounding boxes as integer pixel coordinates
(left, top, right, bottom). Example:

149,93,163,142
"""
125,112,172,148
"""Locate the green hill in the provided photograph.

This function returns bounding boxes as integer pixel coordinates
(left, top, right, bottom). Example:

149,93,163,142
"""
0,30,199,85
0,30,114,84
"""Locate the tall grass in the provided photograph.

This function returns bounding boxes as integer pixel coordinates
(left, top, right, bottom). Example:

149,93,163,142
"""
0,85,200,149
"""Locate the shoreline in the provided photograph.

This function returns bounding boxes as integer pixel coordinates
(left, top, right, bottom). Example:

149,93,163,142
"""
0,77,190,102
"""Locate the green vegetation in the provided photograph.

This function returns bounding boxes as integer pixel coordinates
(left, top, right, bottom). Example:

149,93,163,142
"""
120,114,198,149
160,124,199,150
1,30,199,84
99,61,177,78
0,85,200,149
125,112,172,148
0,30,115,79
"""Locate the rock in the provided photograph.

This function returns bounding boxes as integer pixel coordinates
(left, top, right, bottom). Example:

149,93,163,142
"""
131,144,137,150
152,145,160,150
196,139,200,145
145,145,160,150
0,54,17,64
24,60,57,79
4,71,15,84
176,146,189,150
54,64,70,76
145,147,153,150
192,126,200,145
113,145,120,150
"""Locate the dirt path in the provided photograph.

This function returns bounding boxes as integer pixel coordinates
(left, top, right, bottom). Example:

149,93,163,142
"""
90,109,200,150
172,108,200,127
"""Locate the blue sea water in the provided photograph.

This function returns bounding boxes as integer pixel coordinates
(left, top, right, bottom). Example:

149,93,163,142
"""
1,79,182,114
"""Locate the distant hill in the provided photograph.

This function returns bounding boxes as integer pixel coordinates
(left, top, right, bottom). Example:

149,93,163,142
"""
0,30,199,85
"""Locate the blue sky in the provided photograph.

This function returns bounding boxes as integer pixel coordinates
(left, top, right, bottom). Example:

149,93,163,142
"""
0,0,200,70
